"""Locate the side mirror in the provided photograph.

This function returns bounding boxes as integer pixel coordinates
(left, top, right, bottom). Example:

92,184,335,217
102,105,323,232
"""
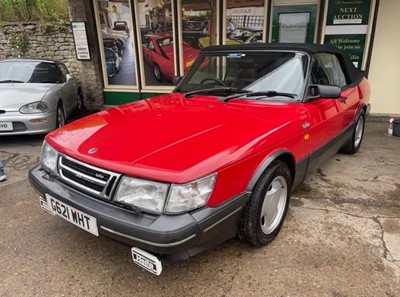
66,74,75,82
307,84,341,101
172,76,182,86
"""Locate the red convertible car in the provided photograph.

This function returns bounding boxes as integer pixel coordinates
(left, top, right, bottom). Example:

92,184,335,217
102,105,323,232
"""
142,33,200,82
29,43,370,275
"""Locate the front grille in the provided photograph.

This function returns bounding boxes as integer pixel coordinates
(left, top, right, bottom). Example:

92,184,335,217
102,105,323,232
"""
58,156,121,199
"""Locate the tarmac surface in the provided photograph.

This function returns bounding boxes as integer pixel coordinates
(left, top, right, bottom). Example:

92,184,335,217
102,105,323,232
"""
0,121,399,297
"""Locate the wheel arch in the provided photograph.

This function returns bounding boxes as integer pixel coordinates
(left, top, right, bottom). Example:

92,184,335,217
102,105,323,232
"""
354,103,368,122
246,150,296,192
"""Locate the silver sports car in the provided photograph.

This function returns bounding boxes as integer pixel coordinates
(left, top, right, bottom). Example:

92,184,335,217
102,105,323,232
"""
0,58,82,135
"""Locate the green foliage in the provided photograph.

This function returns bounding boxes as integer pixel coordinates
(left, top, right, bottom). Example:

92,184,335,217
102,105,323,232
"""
8,31,29,56
0,0,69,22
38,18,69,33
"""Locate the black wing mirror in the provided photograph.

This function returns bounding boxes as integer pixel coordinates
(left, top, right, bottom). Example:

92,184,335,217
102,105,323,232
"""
307,84,341,101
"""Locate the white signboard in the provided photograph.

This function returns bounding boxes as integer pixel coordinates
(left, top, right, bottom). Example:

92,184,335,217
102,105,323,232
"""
71,22,91,60
278,13,310,43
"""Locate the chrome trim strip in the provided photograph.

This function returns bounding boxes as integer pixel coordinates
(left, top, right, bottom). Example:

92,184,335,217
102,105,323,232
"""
203,207,243,233
100,226,196,247
61,155,117,176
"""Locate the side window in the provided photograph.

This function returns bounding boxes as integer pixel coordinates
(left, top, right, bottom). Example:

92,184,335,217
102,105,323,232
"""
58,64,69,82
29,63,60,83
148,40,155,51
311,58,329,85
311,54,347,88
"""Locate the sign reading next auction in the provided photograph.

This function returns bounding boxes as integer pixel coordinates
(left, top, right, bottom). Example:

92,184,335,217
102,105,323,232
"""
72,22,91,60
326,0,371,25
324,0,372,69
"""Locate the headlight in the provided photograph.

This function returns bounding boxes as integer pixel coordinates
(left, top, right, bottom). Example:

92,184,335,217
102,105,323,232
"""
20,101,49,114
114,177,169,214
114,174,217,215
41,141,58,175
165,174,216,214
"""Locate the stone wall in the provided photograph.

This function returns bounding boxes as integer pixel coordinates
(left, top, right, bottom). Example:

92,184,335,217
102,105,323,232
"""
0,22,104,111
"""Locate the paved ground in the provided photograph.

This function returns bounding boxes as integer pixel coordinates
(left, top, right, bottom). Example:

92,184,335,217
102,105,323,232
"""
0,121,399,297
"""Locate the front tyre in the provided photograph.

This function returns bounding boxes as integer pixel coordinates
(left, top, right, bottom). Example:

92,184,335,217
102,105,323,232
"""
239,160,292,246
56,103,65,129
76,89,84,113
340,110,366,154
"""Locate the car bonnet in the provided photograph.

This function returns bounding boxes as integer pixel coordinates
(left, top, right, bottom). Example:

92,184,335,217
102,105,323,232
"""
46,93,304,183
0,84,55,110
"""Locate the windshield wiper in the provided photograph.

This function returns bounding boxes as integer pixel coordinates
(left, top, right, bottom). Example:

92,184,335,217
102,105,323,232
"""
184,87,249,98
0,80,24,83
221,90,296,102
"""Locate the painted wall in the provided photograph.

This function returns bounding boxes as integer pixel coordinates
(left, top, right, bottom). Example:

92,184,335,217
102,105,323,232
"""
368,0,400,116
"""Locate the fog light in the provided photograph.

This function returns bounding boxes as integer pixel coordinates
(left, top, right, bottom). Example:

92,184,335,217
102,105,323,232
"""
30,118,47,123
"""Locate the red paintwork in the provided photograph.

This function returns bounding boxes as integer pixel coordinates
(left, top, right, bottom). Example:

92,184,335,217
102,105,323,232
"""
142,33,200,81
46,78,370,206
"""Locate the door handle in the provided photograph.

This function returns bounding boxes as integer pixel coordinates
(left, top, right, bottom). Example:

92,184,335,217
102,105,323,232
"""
339,96,348,103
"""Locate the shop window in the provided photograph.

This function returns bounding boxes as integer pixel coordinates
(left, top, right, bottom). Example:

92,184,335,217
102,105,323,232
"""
181,0,217,50
137,0,175,87
94,0,138,87
226,0,266,45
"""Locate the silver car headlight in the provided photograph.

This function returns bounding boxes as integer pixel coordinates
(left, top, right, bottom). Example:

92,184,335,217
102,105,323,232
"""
114,177,169,214
165,174,216,214
20,101,49,114
41,141,58,175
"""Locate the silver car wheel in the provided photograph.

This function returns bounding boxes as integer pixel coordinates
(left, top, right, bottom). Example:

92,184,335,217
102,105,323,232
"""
260,176,288,235
56,104,65,128
239,160,291,246
354,115,364,148
77,92,83,111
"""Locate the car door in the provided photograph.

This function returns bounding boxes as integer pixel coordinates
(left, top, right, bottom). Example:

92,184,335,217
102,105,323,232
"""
57,63,77,114
314,53,360,130
303,53,350,170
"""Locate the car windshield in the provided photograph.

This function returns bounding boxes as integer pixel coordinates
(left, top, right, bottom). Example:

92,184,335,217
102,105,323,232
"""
0,61,59,84
177,51,308,100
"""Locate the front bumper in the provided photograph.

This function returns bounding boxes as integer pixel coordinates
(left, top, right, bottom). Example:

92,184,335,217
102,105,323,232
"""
0,111,57,135
29,164,249,260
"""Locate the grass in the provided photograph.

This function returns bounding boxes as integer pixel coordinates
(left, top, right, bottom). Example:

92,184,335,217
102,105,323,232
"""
0,0,69,22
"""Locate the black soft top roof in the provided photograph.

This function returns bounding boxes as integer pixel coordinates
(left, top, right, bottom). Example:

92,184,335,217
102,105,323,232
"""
202,43,363,85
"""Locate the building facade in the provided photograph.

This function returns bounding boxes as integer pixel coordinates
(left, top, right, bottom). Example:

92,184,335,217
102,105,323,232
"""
66,0,399,117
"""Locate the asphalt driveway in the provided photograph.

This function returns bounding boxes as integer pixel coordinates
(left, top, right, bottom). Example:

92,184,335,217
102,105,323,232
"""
0,121,399,297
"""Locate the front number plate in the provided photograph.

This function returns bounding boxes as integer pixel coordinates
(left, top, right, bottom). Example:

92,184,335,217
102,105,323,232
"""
0,122,13,131
40,194,99,236
132,247,162,275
